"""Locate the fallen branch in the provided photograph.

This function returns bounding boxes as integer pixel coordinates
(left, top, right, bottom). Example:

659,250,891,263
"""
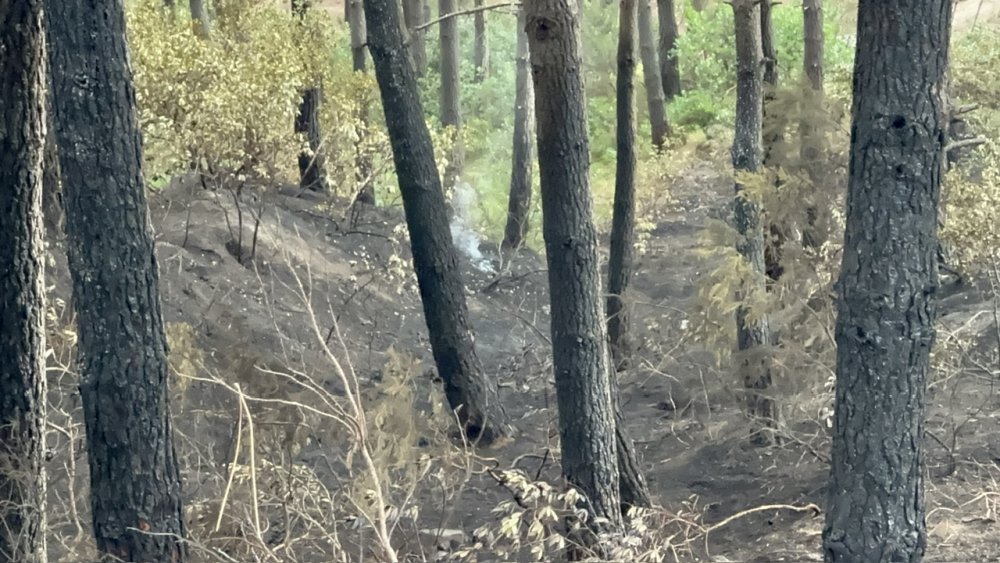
946,136,987,153
416,2,519,31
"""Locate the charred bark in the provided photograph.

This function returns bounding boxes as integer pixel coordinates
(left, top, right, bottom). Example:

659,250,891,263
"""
294,1,331,194
501,6,536,253
364,0,511,444
656,0,682,100
731,0,776,444
821,1,951,561
45,0,186,559
638,0,671,147
801,0,825,248
526,0,624,547
0,3,48,560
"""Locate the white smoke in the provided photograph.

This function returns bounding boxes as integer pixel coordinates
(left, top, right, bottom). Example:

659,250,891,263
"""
450,181,495,274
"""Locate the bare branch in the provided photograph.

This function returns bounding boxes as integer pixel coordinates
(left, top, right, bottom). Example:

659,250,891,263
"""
416,1,519,31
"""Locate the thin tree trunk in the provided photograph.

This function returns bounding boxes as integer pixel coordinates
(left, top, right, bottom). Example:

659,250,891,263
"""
608,0,638,373
801,0,825,248
364,0,511,444
731,0,776,444
403,0,428,75
822,1,951,560
501,6,535,253
759,0,786,284
473,0,490,82
692,0,706,12
657,0,682,100
295,1,331,194
439,0,464,190
0,3,48,560
638,0,671,147
190,0,211,38
45,0,186,559
609,0,653,512
525,0,624,551
348,0,376,204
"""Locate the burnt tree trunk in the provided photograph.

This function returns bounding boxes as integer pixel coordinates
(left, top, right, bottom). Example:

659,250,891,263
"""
439,0,464,190
294,0,331,194
638,0,670,147
759,0,785,284
656,0,681,100
821,1,951,560
609,0,653,512
473,0,490,82
501,5,536,253
45,0,186,559
0,3,48,560
731,0,776,444
190,0,211,38
525,0,624,547
364,0,511,444
801,0,825,248
608,0,638,373
403,0,428,75
347,0,376,204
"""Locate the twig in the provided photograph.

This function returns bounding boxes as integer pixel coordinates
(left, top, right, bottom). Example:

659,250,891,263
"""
704,503,821,537
215,393,245,533
945,137,987,153
416,2,519,30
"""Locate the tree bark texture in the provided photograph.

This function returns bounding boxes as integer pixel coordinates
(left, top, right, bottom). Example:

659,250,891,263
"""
473,0,490,82
525,0,624,541
0,3,48,560
439,0,464,189
501,5,536,253
364,0,511,445
608,0,639,373
403,0,428,75
760,0,784,284
190,0,211,38
731,0,776,443
637,0,670,147
347,0,375,204
800,0,825,248
44,0,186,559
656,0,682,100
821,1,951,561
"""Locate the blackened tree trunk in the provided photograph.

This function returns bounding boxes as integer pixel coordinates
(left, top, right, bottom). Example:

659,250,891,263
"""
821,1,951,560
759,0,786,284
364,0,511,444
439,0,464,190
190,0,211,38
608,0,653,512
525,0,624,544
294,0,331,194
45,0,186,559
473,0,490,82
0,3,48,561
638,0,670,147
403,0,428,75
801,0,825,248
608,0,638,373
347,0,376,204
656,0,682,100
731,0,776,444
42,91,63,232
501,6,536,253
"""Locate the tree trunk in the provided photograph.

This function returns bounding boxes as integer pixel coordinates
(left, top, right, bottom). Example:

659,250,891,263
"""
759,0,787,286
364,0,511,445
731,0,776,444
638,0,670,147
473,0,490,82
692,0,706,12
608,0,638,373
821,1,951,560
403,0,428,75
42,93,63,232
0,3,48,561
295,2,331,194
439,0,464,190
657,0,682,101
190,0,211,38
501,6,536,253
801,0,825,248
45,0,186,559
525,0,624,548
347,0,375,204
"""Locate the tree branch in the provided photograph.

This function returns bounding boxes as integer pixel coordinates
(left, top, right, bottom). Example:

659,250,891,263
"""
946,137,987,153
416,1,519,31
